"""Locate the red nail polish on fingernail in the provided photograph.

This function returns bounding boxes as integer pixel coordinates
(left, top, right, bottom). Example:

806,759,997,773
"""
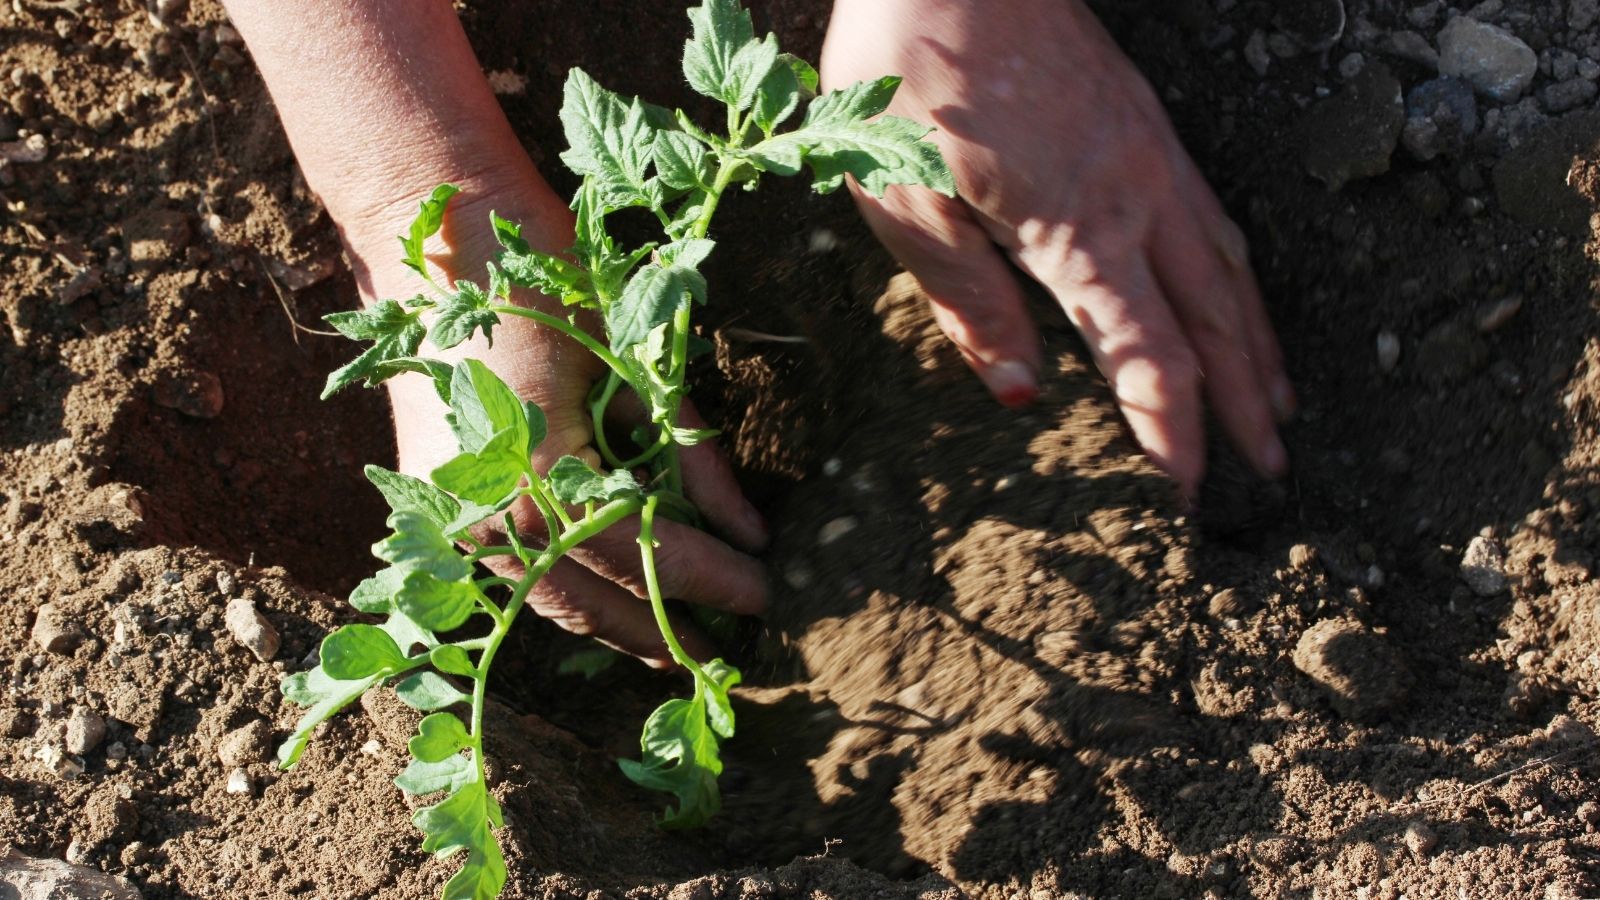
986,360,1039,408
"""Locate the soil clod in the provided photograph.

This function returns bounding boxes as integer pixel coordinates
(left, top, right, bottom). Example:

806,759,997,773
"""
1292,618,1411,720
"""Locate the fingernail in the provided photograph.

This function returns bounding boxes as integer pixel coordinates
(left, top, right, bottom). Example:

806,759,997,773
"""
1261,434,1288,477
984,359,1038,408
1270,378,1297,421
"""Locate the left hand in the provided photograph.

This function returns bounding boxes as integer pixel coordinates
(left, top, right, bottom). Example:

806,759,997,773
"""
822,0,1294,497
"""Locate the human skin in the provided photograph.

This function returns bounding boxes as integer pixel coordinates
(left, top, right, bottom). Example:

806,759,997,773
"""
221,0,1289,663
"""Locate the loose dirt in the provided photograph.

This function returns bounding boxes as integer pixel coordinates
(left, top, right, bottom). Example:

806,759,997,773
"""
5,1,1600,898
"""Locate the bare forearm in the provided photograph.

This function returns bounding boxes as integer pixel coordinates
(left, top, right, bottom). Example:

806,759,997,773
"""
222,0,555,294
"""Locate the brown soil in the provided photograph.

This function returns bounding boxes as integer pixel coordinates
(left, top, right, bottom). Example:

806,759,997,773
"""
6,0,1600,898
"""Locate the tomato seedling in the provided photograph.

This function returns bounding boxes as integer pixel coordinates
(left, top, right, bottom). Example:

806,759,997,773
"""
277,2,953,897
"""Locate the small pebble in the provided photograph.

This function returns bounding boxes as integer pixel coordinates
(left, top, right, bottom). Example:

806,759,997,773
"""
32,603,84,655
1474,295,1522,333
224,598,280,662
64,707,106,755
360,739,382,756
817,517,858,546
225,767,252,795
1376,330,1401,372
0,133,47,164
1460,535,1507,596
1404,821,1439,855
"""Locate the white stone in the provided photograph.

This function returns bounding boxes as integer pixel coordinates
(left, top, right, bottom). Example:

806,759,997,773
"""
1461,535,1508,596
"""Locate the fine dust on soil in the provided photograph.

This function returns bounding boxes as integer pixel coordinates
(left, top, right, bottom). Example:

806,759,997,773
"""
6,0,1600,898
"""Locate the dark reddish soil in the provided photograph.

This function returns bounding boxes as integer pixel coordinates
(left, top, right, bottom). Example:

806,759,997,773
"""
7,0,1600,898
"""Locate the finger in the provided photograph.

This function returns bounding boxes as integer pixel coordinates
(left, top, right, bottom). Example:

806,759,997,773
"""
852,183,1044,406
675,400,769,552
482,554,713,669
566,515,769,617
1148,199,1288,480
1017,246,1207,496
1173,167,1296,420
591,392,768,552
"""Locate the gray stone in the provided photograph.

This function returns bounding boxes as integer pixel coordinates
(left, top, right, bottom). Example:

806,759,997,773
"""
1461,535,1508,595
0,849,141,899
1438,17,1537,102
31,604,83,655
63,707,105,755
1303,61,1405,190
1379,30,1439,68
224,598,279,662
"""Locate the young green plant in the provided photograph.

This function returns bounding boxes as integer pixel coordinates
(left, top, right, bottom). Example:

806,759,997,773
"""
276,2,954,897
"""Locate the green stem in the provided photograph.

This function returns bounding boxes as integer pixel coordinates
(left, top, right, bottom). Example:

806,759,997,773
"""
689,162,739,241
590,372,628,469
462,495,644,792
466,546,517,563
490,304,632,382
638,495,705,681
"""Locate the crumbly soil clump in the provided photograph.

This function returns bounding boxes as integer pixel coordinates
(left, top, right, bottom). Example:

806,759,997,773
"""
5,1,1600,898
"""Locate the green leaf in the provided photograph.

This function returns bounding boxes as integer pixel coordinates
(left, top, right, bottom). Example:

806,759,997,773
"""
440,842,507,900
653,131,713,192
321,300,428,398
683,0,776,113
659,238,716,272
745,76,956,198
557,645,621,679
592,241,658,305
409,712,471,764
365,465,460,532
368,356,454,405
432,280,500,351
499,248,593,306
702,657,742,739
754,53,815,133
489,210,530,255
431,644,476,676
395,570,482,632
321,623,408,680
559,69,657,211
400,183,461,277
431,427,529,507
607,257,706,351
277,667,381,768
439,497,507,540
395,670,470,711
348,566,407,614
395,754,474,796
547,456,641,505
381,611,438,657
373,510,474,583
617,694,723,828
447,360,530,456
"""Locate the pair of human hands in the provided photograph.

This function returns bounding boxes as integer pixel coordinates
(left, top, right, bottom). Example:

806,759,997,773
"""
265,0,1292,666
